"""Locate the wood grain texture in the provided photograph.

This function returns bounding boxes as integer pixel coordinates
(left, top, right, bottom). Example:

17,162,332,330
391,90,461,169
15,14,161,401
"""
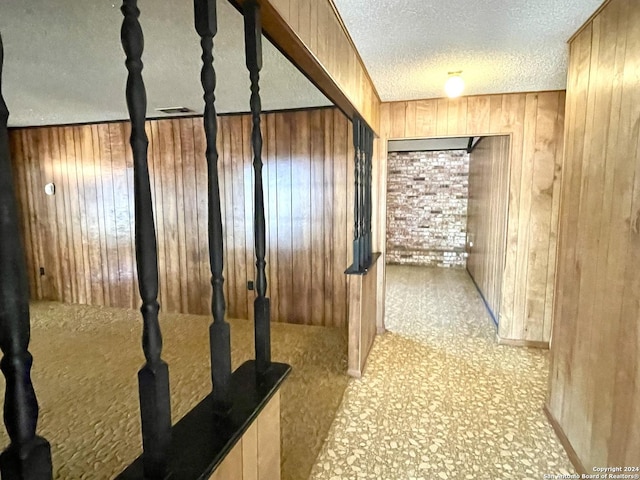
548,0,640,471
228,0,380,133
347,254,380,378
9,108,354,327
257,391,280,480
467,136,510,323
379,91,566,344
207,392,282,480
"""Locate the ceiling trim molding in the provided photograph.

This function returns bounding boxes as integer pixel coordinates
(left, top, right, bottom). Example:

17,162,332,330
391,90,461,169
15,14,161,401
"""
380,89,567,106
568,0,610,44
227,0,360,125
326,0,382,104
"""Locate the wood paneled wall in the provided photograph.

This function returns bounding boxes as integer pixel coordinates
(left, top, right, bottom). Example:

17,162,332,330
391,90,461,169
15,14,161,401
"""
547,0,640,471
232,0,380,131
467,135,510,322
9,107,355,327
209,392,281,480
379,91,566,344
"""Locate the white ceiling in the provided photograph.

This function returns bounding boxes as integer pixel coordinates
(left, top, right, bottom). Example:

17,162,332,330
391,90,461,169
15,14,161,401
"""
0,0,331,127
332,0,603,101
0,1,605,127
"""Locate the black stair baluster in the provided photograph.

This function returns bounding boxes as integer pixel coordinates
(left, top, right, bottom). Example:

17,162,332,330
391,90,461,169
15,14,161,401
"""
365,126,373,265
351,117,362,272
194,0,232,412
244,0,271,373
358,121,367,270
0,32,53,480
120,2,172,477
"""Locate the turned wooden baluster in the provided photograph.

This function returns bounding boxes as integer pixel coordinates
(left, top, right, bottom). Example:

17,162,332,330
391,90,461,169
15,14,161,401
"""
351,116,362,272
364,126,373,265
120,2,172,477
194,0,232,412
0,33,53,480
358,121,367,269
244,0,272,373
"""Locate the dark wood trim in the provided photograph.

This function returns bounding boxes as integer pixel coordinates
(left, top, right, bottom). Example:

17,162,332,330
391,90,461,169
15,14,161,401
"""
116,361,291,480
244,0,272,373
0,32,53,480
468,136,483,153
7,106,337,130
120,1,172,476
194,0,233,414
466,267,499,329
497,337,549,349
543,405,587,475
217,104,334,117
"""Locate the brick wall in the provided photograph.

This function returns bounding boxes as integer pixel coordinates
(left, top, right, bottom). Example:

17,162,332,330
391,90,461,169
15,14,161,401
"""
386,150,469,268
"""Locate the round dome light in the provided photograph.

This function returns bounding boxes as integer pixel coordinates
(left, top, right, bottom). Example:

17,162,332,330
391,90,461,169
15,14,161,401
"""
445,73,465,98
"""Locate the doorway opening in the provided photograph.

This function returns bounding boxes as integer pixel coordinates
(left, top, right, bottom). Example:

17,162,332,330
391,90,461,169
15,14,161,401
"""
384,134,511,327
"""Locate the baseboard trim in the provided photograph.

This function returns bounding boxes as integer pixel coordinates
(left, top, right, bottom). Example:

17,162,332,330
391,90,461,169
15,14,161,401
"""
465,268,499,329
496,335,549,349
543,405,587,475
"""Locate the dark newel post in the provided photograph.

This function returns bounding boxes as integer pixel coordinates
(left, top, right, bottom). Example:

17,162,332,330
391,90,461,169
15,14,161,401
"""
120,2,172,477
351,117,362,272
244,0,271,373
0,33,53,480
194,0,232,412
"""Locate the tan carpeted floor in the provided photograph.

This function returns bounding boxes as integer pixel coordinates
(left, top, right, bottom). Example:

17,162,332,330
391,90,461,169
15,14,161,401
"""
310,265,575,480
0,302,348,480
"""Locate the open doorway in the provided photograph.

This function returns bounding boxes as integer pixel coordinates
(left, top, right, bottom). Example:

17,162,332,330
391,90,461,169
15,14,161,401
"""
384,134,511,329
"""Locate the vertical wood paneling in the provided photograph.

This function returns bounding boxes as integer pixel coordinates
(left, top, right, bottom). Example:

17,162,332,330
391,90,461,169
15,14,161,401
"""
548,0,640,472
10,107,353,328
207,392,283,480
309,110,325,326
241,115,255,321
257,0,380,131
322,109,335,325
379,91,565,344
467,136,510,321
265,114,280,323
291,112,312,323
332,110,349,327
275,112,293,323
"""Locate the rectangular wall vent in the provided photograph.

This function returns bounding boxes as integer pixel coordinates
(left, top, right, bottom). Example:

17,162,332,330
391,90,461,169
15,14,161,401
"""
155,106,193,115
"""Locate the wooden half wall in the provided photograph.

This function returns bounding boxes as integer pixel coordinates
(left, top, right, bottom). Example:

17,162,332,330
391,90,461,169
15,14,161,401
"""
9,107,355,328
547,0,640,471
379,91,566,344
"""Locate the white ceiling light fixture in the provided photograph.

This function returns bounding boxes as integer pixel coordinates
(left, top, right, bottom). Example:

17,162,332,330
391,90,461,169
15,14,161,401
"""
445,71,465,98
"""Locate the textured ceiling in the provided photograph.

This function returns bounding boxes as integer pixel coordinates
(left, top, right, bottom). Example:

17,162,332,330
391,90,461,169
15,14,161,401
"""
332,0,603,101
0,0,330,127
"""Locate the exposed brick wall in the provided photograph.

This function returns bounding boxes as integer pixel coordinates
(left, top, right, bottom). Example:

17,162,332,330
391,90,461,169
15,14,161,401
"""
386,150,469,268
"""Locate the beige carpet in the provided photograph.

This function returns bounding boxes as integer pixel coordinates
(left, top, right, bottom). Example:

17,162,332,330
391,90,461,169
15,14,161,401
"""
310,265,575,480
0,302,348,480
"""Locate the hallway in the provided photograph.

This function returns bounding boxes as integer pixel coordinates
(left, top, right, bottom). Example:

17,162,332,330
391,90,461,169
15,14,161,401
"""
310,265,574,479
